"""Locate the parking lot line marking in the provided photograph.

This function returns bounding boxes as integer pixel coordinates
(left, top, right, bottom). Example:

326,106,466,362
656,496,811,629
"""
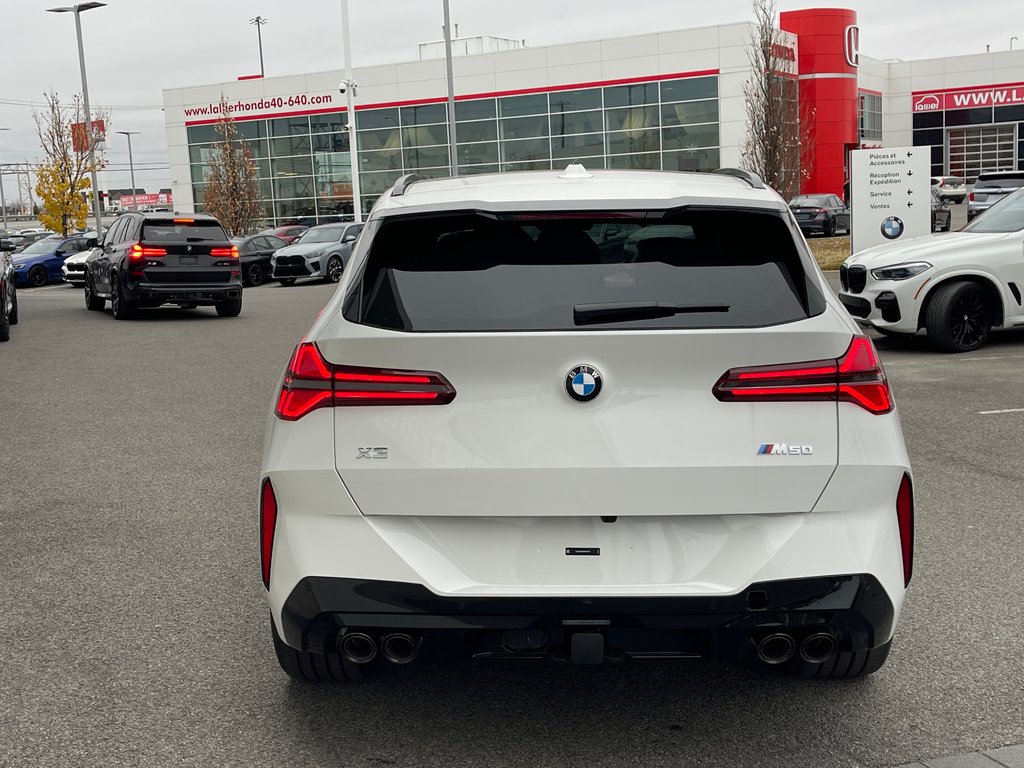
951,355,1024,362
977,408,1024,415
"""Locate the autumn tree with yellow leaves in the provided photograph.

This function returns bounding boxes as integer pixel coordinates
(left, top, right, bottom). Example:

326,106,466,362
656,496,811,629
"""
34,92,106,236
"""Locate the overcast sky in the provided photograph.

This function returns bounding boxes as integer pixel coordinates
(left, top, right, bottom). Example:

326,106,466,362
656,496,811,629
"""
1,0,1021,196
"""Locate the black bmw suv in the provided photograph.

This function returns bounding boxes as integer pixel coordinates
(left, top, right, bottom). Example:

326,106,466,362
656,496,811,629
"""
82,212,243,319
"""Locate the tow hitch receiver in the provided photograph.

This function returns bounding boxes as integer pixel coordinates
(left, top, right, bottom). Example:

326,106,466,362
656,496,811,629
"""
570,632,605,664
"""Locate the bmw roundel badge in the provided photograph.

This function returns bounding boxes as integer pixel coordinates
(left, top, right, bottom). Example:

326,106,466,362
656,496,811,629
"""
565,365,602,403
880,216,904,240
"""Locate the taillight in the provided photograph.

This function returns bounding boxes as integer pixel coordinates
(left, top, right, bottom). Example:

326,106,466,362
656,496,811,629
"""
897,473,914,586
129,244,167,261
713,336,892,414
969,191,975,202
274,341,456,420
210,246,239,258
260,478,278,589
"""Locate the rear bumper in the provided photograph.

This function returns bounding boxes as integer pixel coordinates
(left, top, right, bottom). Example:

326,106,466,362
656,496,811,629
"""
280,573,895,660
797,221,827,234
128,282,241,304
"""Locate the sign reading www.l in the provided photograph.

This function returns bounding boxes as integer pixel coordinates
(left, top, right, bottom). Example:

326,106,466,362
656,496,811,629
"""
912,82,1024,112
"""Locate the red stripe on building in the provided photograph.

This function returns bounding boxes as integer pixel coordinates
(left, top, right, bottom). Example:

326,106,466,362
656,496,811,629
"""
183,69,720,127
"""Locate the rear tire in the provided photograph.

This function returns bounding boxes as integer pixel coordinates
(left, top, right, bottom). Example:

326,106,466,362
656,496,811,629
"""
246,263,265,287
215,296,242,317
0,296,9,342
110,273,136,320
823,218,836,237
9,289,18,325
925,280,992,352
84,273,105,311
271,617,359,683
277,278,296,287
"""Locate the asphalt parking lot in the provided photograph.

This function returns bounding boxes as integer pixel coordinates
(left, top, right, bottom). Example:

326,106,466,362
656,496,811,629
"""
2,278,1023,768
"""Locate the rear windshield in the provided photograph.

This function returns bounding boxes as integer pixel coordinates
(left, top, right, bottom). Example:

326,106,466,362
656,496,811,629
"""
142,220,227,242
963,187,1024,233
974,174,1024,189
790,195,830,207
342,210,823,332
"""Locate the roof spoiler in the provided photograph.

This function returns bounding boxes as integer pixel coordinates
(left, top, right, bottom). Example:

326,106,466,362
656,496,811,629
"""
391,173,426,197
713,168,765,190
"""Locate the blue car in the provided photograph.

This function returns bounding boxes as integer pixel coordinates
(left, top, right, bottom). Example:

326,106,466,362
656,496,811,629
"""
12,235,93,287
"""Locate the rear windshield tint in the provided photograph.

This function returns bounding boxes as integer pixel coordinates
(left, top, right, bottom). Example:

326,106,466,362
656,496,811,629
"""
975,175,1024,189
343,210,823,332
142,220,227,242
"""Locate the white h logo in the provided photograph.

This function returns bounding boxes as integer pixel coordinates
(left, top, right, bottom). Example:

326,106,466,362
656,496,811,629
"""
845,24,860,68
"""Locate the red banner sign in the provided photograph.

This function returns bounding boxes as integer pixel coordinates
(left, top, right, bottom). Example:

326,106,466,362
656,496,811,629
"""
119,193,172,208
912,83,1024,112
71,119,106,153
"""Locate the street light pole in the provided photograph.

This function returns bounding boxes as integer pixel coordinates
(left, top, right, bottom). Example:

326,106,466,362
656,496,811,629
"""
47,2,107,235
250,16,268,76
442,0,458,177
340,0,362,223
116,131,140,211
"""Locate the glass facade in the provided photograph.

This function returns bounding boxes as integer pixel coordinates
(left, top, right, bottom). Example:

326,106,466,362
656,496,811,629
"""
858,92,882,143
913,105,1024,183
187,74,721,223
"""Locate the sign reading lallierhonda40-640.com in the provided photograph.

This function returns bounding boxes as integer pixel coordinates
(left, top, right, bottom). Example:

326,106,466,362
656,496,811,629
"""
850,147,930,255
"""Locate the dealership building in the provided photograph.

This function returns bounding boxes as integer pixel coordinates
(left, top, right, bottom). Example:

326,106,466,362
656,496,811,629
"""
162,7,1024,223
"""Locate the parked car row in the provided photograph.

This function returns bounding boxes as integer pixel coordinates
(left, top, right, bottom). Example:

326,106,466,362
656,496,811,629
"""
0,239,20,342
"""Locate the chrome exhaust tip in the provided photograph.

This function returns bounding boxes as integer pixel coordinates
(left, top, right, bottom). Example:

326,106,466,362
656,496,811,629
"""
381,633,419,665
756,633,796,665
800,633,837,664
338,632,377,664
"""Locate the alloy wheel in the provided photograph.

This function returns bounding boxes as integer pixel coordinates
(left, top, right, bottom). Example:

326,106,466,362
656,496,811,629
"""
947,286,989,349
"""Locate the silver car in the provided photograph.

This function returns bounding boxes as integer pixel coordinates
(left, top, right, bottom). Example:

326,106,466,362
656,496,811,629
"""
270,223,363,286
967,171,1024,221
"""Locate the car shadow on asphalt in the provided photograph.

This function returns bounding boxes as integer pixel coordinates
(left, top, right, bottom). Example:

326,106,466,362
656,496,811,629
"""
870,326,1024,355
277,659,895,765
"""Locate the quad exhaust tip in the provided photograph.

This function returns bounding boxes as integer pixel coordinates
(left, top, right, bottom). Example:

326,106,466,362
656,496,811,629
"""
799,633,837,664
339,632,377,664
756,633,796,665
381,633,419,665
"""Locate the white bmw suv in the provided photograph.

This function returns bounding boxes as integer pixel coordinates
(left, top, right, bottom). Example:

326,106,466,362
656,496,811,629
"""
840,186,1024,352
261,166,914,682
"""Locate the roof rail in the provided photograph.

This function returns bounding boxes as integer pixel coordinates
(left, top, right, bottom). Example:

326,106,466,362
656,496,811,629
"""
391,173,426,197
713,168,765,190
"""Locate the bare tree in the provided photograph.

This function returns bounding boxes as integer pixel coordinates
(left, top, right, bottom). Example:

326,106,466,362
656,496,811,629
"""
33,92,106,236
741,0,811,200
202,97,262,236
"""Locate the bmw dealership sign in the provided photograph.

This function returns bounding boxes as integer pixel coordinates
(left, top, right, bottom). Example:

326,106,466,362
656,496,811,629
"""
850,147,931,255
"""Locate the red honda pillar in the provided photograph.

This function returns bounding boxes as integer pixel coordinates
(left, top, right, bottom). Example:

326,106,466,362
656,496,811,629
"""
780,8,859,197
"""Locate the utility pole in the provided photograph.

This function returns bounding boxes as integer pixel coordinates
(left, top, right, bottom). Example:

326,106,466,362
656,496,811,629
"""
340,0,362,222
442,0,458,176
250,16,268,76
117,131,140,210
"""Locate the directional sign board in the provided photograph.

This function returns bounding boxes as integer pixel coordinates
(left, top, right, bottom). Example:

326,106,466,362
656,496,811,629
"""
850,147,931,255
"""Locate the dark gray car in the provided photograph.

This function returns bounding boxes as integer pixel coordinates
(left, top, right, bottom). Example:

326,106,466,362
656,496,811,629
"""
789,194,850,237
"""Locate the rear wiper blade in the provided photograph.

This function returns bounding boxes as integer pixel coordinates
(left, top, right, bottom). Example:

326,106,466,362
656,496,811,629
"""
573,300,730,325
